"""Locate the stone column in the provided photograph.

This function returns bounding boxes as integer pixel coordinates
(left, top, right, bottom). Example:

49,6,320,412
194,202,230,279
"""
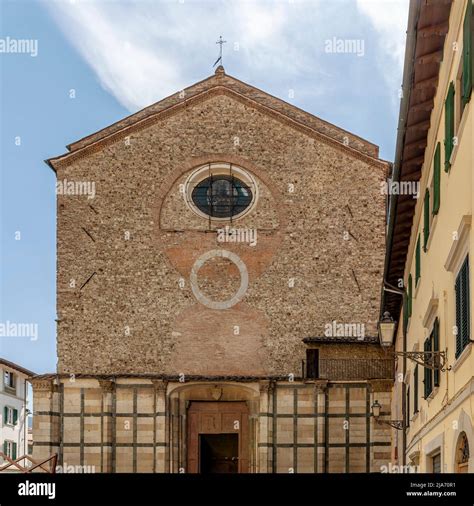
31,378,60,469
314,380,328,473
153,380,168,473
98,380,115,473
257,380,274,473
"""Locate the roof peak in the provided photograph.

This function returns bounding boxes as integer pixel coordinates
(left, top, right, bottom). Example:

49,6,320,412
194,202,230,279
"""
214,65,225,76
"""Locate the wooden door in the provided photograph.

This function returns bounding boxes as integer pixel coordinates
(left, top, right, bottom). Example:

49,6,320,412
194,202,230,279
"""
187,401,249,473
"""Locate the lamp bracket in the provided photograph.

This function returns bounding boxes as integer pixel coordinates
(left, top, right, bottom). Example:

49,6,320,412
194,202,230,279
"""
376,419,405,430
392,350,450,372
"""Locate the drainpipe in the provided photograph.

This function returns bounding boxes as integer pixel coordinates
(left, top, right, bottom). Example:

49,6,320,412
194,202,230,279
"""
381,0,421,468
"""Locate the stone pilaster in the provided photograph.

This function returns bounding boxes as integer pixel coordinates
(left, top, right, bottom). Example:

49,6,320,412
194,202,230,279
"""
153,380,168,473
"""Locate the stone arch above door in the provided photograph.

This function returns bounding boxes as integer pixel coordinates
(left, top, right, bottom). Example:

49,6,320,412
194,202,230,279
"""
452,409,473,473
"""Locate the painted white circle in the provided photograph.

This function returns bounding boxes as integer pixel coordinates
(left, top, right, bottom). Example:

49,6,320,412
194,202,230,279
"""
190,249,249,309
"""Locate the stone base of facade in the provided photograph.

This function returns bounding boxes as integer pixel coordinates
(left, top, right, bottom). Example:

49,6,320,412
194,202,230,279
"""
32,376,392,473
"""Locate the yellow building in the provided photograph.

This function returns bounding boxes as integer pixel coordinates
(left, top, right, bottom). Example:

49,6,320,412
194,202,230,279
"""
384,0,473,473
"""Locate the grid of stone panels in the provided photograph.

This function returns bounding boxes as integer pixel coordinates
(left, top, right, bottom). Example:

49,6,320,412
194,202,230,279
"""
35,381,169,473
33,379,391,473
261,382,391,473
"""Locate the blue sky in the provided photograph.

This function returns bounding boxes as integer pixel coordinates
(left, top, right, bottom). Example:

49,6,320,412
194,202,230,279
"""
0,0,409,374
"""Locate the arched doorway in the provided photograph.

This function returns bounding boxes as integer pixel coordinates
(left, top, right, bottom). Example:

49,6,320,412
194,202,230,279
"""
455,432,470,473
167,382,260,473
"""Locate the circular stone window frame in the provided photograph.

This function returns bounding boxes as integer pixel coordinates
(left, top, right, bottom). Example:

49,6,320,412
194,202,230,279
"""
190,249,249,310
184,162,259,221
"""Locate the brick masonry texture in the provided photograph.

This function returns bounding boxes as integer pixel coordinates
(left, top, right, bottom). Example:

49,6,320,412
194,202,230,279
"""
51,70,388,377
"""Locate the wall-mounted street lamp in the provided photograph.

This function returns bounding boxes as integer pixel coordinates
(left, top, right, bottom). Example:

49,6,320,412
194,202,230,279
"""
378,311,449,372
371,400,404,430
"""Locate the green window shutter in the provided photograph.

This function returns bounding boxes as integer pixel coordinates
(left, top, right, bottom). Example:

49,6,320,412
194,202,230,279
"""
3,440,7,455
444,82,455,171
433,318,440,387
13,408,18,425
414,365,419,413
462,0,473,108
403,293,409,335
455,256,471,357
455,267,463,357
433,143,441,215
416,236,421,284
406,387,410,428
461,256,471,350
423,189,430,250
423,340,429,398
408,274,413,317
424,338,433,398
12,443,17,461
3,406,7,426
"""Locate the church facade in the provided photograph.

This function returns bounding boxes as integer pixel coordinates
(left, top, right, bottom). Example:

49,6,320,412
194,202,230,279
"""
34,66,393,473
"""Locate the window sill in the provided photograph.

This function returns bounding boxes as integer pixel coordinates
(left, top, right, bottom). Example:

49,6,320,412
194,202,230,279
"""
426,387,439,404
4,386,16,396
452,342,472,372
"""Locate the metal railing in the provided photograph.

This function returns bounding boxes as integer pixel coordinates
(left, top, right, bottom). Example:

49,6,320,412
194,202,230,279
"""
0,452,58,473
302,358,394,381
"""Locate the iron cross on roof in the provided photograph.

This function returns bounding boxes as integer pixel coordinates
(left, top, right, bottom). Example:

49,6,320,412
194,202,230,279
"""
213,36,227,67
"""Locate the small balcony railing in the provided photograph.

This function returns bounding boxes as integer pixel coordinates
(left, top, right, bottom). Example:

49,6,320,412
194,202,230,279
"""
302,358,394,381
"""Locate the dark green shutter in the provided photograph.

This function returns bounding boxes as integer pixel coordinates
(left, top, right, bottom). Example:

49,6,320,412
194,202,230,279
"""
408,274,413,317
433,318,440,387
455,256,471,358
423,338,433,398
444,82,455,171
3,440,7,455
433,142,441,215
456,266,463,357
13,409,18,425
414,364,419,413
462,256,470,350
462,0,473,108
416,236,421,284
12,443,17,461
403,293,409,335
3,406,7,426
423,189,430,250
406,387,410,428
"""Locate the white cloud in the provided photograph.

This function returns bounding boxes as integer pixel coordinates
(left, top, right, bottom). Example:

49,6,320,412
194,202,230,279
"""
45,0,409,115
356,0,409,94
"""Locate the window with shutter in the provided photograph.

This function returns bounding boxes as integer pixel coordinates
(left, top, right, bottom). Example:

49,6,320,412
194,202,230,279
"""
403,294,409,335
408,274,413,317
406,387,410,428
444,82,455,171
455,256,471,358
462,0,473,109
432,453,442,473
424,338,433,398
13,408,18,425
416,235,421,284
414,365,419,414
433,143,441,215
433,318,440,387
424,189,430,250
3,406,7,426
